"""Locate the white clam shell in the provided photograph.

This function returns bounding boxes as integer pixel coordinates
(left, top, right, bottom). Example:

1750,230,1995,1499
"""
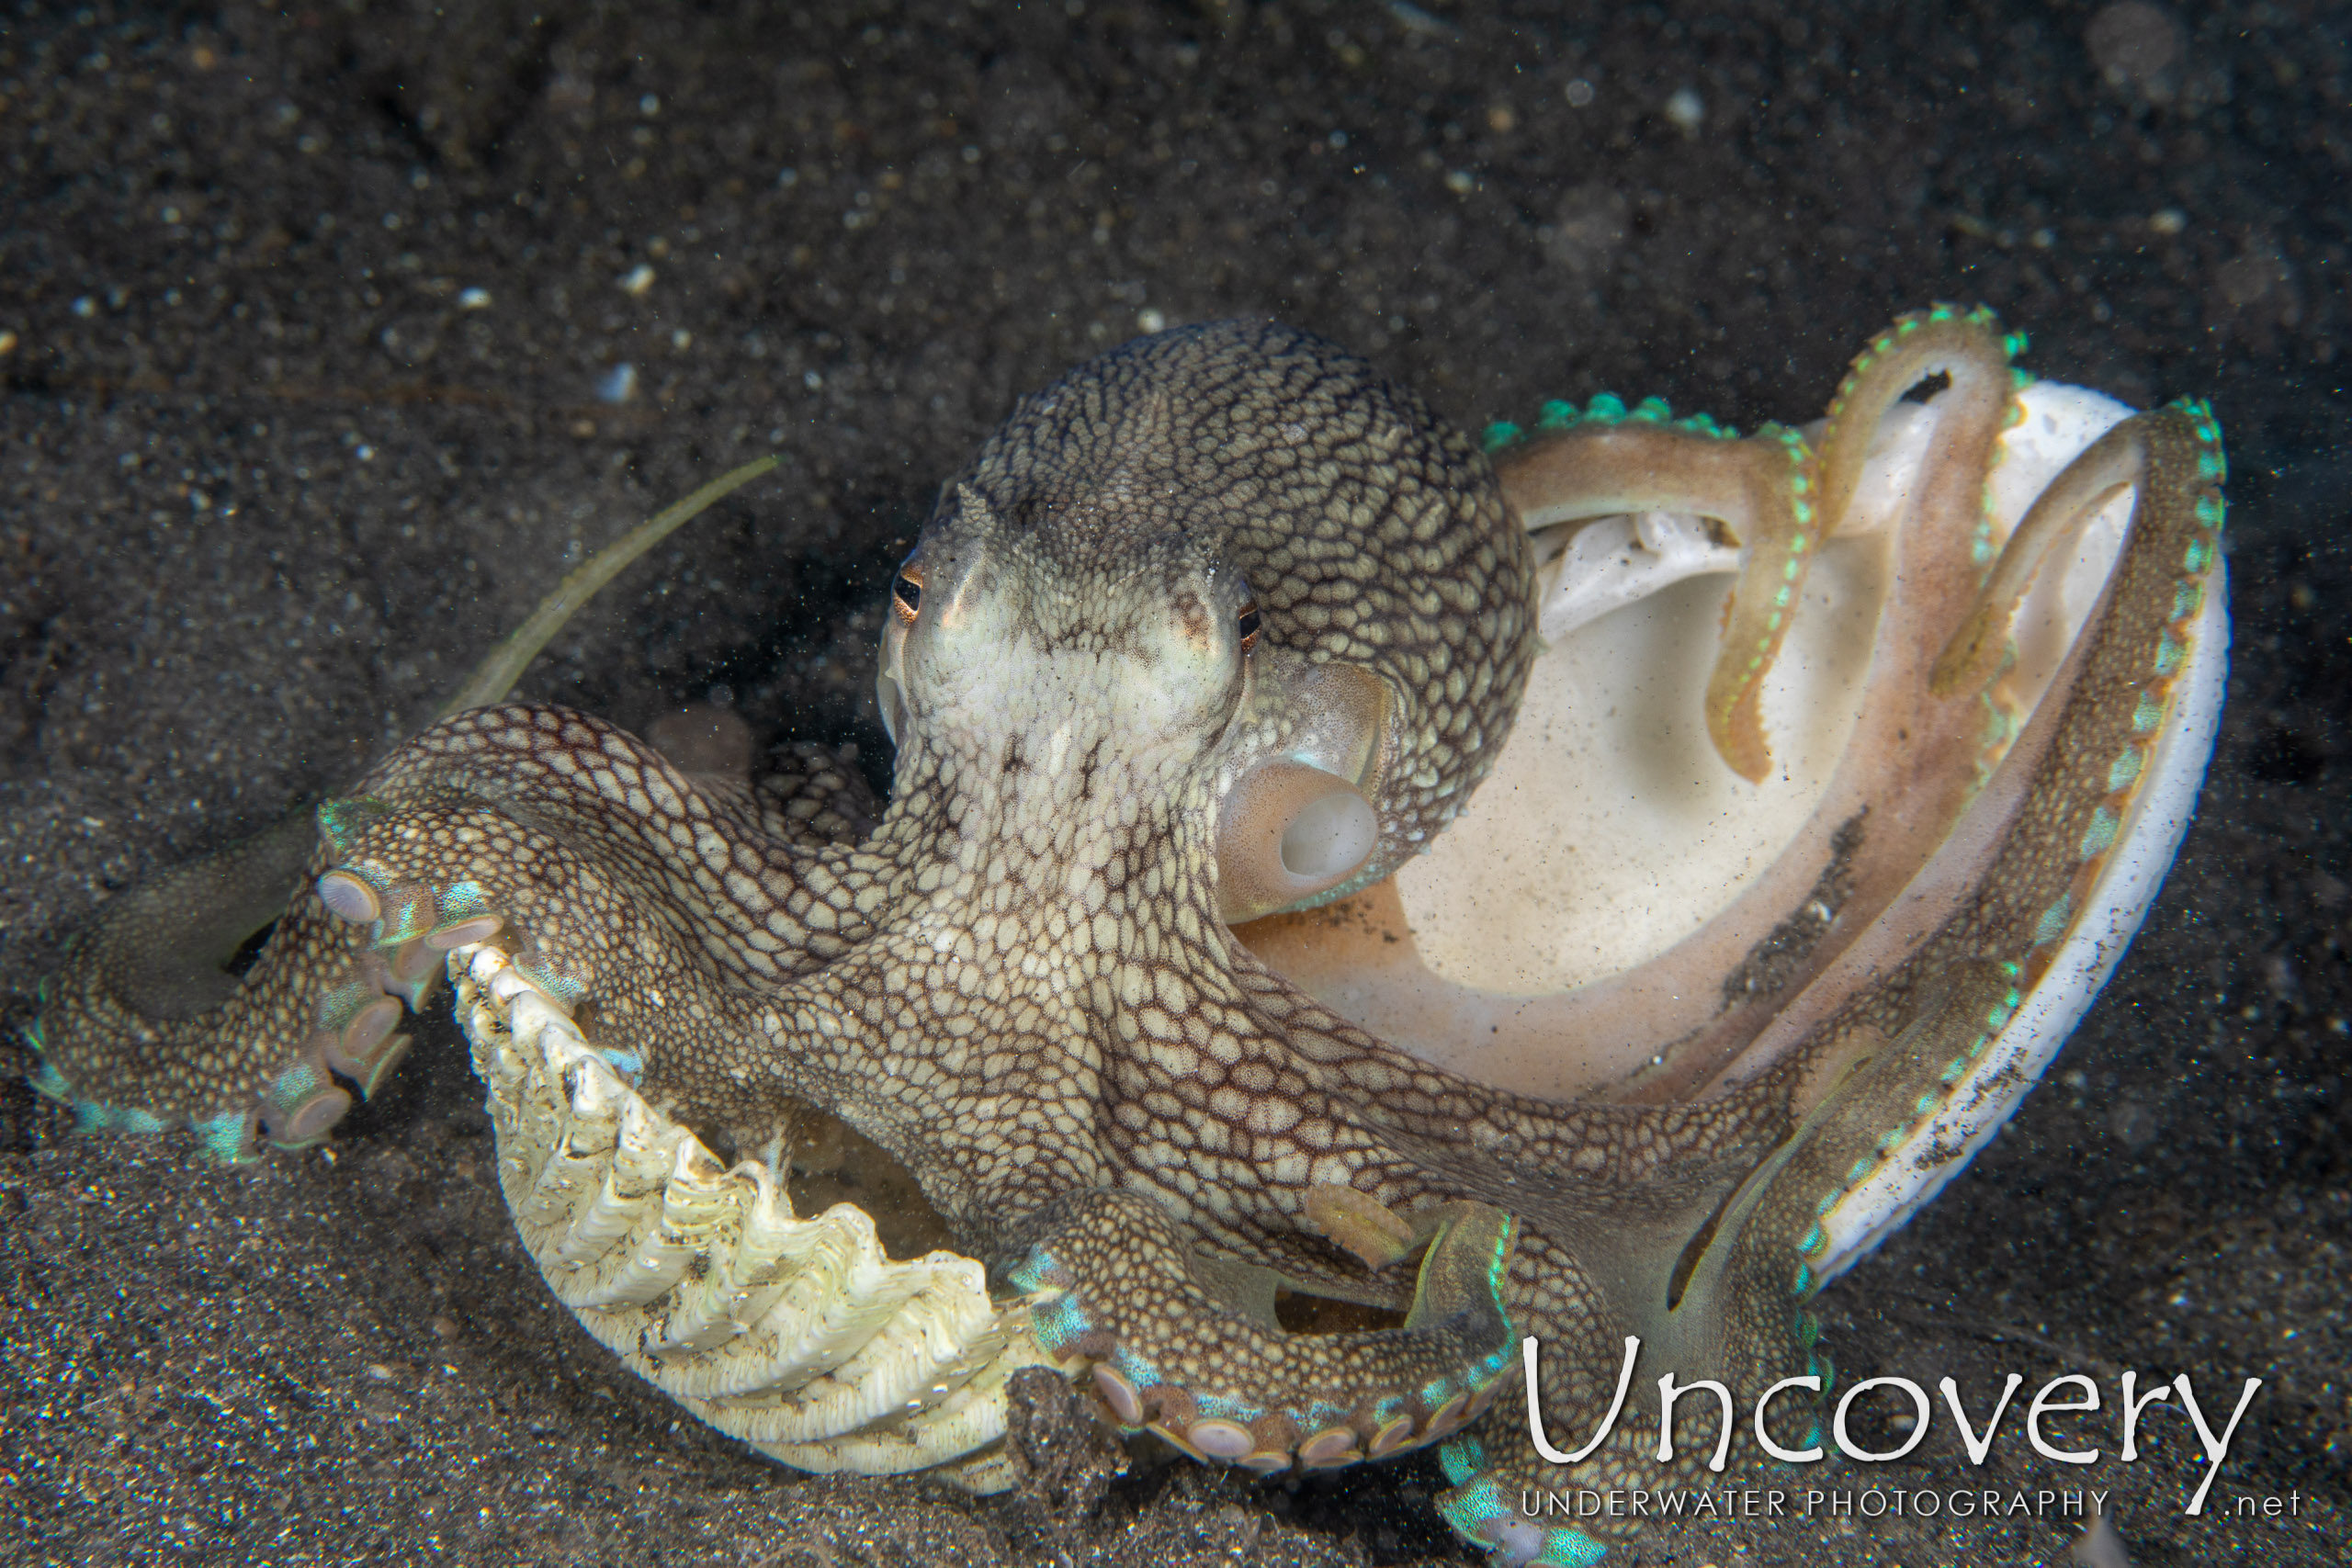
1403,379,2229,1283
448,942,1059,1488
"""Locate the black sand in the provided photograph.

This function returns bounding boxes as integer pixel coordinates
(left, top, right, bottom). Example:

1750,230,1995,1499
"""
1,2,2345,1564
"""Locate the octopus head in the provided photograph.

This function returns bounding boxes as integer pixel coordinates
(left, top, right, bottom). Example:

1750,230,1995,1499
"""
878,319,1536,922
877,484,1256,801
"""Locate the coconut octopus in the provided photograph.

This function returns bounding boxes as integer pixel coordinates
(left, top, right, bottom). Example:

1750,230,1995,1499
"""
27,314,2227,1564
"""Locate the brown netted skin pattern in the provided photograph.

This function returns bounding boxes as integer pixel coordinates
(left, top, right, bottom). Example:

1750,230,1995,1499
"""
31,321,1790,1504
25,319,2230,1557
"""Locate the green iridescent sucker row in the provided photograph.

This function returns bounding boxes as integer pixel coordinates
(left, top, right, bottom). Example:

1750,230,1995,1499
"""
1012,1199,1520,1470
1430,310,2224,1567
1776,388,2228,1367
1483,389,1744,457
24,946,260,1159
1436,1436,1610,1567
21,454,785,1165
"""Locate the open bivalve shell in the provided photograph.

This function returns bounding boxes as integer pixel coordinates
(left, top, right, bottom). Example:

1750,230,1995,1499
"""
448,942,1062,1490
1236,370,2231,1295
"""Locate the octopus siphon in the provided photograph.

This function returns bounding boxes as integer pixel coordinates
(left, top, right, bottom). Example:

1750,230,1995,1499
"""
27,314,2228,1565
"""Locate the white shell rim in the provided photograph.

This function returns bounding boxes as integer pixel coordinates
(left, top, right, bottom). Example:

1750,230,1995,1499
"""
1811,556,2230,1283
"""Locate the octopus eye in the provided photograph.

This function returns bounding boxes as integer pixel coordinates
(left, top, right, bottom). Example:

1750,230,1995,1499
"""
892,566,923,621
1236,604,1261,649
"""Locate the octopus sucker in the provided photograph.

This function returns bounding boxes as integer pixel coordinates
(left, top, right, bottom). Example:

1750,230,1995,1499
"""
24,315,2224,1563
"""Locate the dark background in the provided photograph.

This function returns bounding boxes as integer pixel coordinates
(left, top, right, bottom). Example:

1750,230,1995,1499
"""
0,2,2344,1563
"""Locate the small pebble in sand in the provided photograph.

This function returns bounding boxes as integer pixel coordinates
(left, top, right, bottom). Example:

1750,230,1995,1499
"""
619,263,656,296
2109,1099,2162,1150
1665,86,1705,137
2086,3,2183,101
1545,182,1630,275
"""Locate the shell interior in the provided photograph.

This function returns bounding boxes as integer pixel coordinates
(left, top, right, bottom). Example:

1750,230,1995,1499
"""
1396,382,2147,998
1243,378,2228,1286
